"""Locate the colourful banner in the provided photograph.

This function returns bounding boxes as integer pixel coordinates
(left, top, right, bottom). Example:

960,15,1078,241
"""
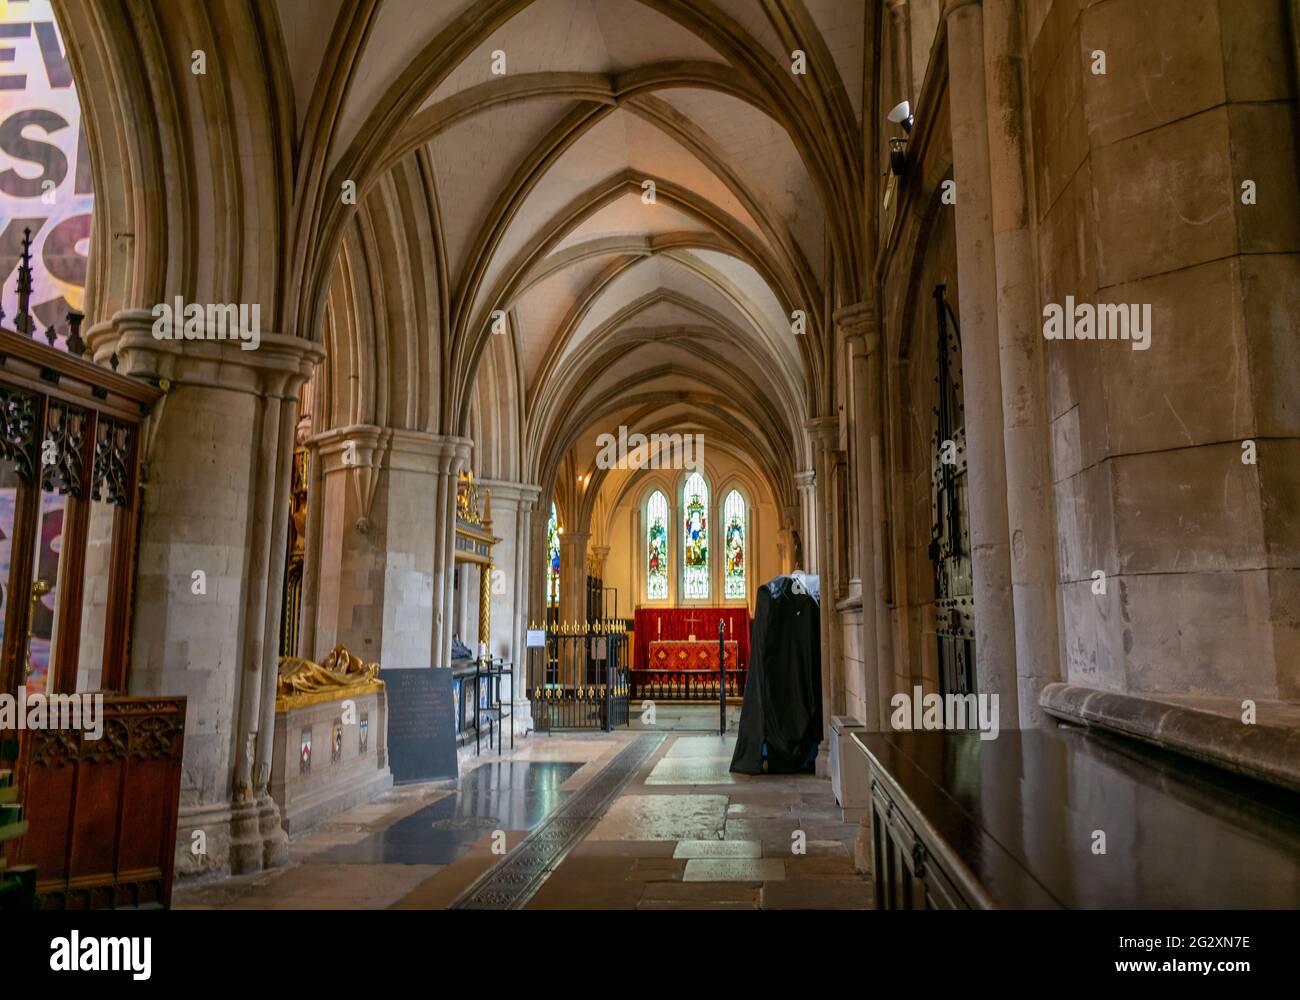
0,0,91,336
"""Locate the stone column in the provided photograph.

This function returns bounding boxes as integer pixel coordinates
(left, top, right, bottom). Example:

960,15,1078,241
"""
590,545,610,584
480,479,541,732
430,437,472,668
528,502,551,628
307,427,445,669
793,472,816,570
840,304,882,732
87,310,322,878
382,431,443,665
945,0,1019,722
455,563,474,647
867,342,897,731
840,303,898,730
307,425,387,659
559,530,590,625
887,0,914,105
983,0,1061,726
805,416,842,774
515,489,538,731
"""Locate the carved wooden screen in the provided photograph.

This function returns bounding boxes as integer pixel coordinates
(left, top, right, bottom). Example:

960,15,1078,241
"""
0,321,177,910
0,328,161,698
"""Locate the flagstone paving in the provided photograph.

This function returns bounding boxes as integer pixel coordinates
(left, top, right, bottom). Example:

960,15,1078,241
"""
175,707,872,910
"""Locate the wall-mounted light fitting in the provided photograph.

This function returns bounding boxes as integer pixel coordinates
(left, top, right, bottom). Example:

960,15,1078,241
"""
887,99,914,133
887,100,914,177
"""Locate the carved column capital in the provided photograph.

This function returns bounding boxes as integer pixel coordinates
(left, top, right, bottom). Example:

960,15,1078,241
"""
804,415,839,451
836,302,881,358
478,478,542,508
306,424,392,534
87,308,323,400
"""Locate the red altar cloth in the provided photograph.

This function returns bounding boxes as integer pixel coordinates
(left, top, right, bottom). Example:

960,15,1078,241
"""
647,639,739,671
633,607,750,671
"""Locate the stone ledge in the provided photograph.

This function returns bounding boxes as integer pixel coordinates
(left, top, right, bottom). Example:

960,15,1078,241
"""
279,767,394,835
1040,683,1300,794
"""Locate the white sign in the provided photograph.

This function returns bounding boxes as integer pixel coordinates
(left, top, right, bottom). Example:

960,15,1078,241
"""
526,629,546,648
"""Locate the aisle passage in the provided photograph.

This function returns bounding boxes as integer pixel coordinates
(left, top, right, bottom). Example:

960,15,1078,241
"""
526,729,869,910
174,722,869,910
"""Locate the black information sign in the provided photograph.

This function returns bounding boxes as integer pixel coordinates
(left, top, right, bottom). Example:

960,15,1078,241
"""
380,668,458,783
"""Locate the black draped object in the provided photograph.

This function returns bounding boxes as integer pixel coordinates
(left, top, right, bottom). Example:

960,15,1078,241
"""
730,573,822,774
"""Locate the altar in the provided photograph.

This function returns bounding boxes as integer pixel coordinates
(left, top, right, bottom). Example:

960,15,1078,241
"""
648,639,739,671
632,606,750,671
632,606,750,702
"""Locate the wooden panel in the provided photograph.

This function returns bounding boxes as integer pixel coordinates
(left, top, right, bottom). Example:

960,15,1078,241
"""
119,756,173,871
15,753,73,881
12,696,185,909
858,729,1300,908
68,755,122,878
922,851,967,909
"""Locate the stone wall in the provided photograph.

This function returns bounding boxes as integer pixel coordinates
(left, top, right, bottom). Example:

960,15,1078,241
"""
1030,0,1300,701
839,599,867,723
310,431,389,662
864,0,1299,735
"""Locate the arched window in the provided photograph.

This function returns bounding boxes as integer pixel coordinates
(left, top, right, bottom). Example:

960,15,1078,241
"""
546,503,560,605
723,489,746,599
682,472,709,600
646,490,668,599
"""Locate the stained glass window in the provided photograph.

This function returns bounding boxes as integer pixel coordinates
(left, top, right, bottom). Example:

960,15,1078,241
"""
723,489,746,599
646,491,668,599
682,472,709,600
546,502,560,605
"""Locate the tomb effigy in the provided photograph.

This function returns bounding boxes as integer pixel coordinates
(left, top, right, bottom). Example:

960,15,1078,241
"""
269,644,392,834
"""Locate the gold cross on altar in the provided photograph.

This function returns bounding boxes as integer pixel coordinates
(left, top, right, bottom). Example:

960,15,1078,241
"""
685,609,701,642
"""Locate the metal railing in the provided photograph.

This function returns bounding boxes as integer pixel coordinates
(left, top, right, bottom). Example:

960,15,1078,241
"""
629,669,746,702
452,656,515,754
527,620,630,731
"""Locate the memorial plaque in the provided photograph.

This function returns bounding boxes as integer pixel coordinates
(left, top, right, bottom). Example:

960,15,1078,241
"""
380,668,458,783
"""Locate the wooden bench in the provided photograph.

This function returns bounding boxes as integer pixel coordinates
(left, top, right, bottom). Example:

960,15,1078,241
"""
854,727,1300,909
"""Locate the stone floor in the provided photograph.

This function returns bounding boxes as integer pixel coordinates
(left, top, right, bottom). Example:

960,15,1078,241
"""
174,708,871,910
628,703,745,731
